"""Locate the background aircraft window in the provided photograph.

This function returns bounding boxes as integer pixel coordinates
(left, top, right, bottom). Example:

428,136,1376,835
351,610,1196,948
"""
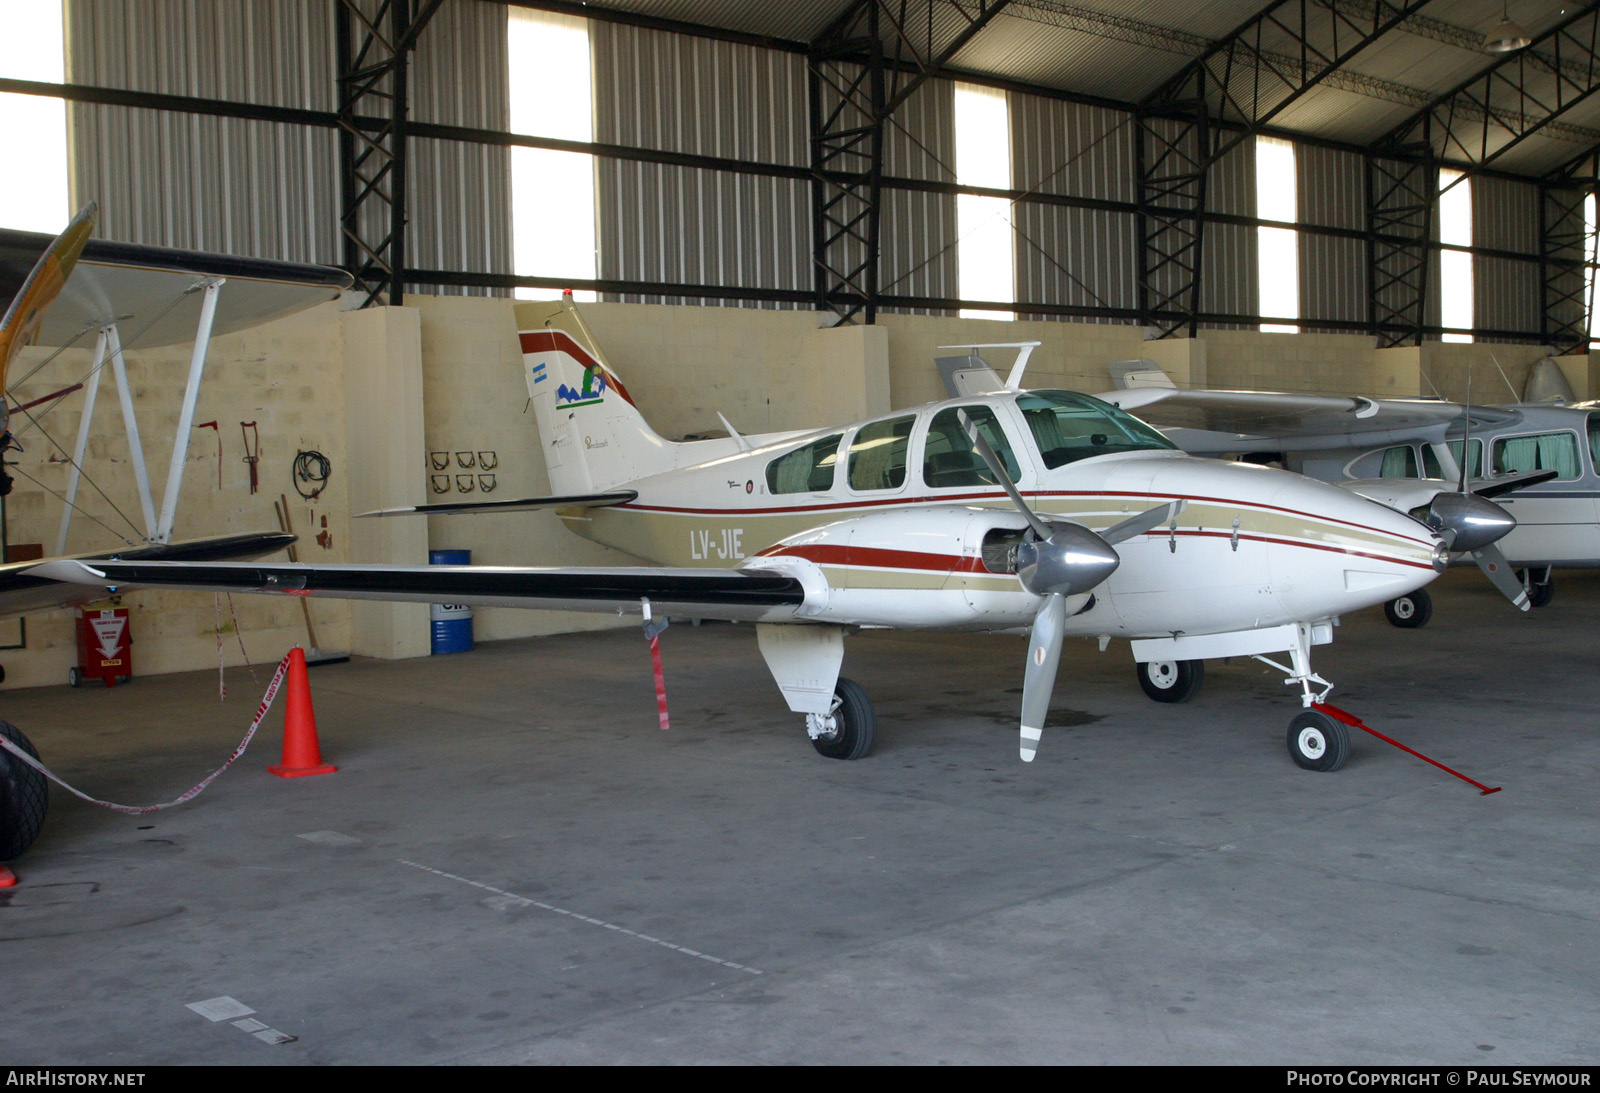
848,416,915,491
766,434,843,494
1443,438,1483,479
1588,413,1600,471
1379,445,1419,478
1015,391,1175,470
1494,432,1581,479
923,406,1019,487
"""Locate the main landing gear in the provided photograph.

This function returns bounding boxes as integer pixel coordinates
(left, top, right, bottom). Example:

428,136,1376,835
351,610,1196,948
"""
1518,567,1554,609
1135,659,1205,702
806,678,877,760
0,720,47,859
1383,589,1432,629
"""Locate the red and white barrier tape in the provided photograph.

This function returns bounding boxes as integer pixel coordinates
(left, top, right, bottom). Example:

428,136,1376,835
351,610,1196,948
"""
0,650,293,815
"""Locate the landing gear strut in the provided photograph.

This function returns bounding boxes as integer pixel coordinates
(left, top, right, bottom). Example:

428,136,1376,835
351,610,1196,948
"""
807,677,876,760
1518,567,1554,608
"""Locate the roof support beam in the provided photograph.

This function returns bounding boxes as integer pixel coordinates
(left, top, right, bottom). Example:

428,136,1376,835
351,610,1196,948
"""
809,1,1010,326
1541,146,1600,352
336,0,443,308
1369,4,1600,347
1136,0,1431,338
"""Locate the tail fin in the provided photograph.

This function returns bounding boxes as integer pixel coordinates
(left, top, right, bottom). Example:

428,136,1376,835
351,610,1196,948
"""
519,326,670,493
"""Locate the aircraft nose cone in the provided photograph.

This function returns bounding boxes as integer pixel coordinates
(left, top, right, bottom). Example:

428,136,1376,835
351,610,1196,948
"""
1428,491,1516,553
1017,523,1120,596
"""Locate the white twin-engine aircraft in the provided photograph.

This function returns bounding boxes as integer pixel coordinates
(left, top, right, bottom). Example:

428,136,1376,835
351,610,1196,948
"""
37,329,1516,772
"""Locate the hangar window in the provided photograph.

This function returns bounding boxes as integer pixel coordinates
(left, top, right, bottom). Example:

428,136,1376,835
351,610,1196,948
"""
767,434,842,495
0,0,67,231
954,83,1014,320
1255,135,1298,334
1493,432,1581,480
847,416,916,491
1439,169,1473,343
508,7,597,302
923,407,1019,488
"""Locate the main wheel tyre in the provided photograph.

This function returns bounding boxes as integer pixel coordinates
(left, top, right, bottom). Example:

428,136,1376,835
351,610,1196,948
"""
0,720,48,859
1383,589,1432,629
1287,710,1350,772
1135,659,1204,703
1524,568,1554,609
811,677,876,761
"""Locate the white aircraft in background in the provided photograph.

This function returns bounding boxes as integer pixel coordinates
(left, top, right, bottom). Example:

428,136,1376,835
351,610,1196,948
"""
1094,359,1591,628
39,322,1513,783
0,206,349,861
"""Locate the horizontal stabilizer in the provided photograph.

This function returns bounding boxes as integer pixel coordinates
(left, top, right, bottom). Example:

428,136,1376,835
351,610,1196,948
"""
358,491,638,518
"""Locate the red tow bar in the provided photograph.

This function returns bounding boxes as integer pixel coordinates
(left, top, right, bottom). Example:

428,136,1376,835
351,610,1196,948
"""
1313,702,1501,795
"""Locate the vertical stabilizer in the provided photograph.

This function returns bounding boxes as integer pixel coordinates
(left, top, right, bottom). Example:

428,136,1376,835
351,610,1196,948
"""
520,328,671,493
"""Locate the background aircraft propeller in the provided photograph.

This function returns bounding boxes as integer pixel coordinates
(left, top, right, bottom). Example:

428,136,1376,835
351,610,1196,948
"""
958,411,1182,761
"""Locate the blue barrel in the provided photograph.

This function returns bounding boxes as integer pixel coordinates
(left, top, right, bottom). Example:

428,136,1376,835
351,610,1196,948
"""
429,549,474,654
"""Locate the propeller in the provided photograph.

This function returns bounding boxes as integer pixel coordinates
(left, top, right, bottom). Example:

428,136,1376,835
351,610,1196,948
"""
958,411,1183,761
1422,405,1529,610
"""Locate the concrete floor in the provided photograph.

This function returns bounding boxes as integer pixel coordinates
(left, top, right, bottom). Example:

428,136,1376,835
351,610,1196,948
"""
1,568,1596,1065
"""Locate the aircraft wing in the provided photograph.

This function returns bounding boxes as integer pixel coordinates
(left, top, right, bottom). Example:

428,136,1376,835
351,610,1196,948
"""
1101,387,1520,455
358,491,638,518
0,230,352,350
30,558,812,623
0,531,297,620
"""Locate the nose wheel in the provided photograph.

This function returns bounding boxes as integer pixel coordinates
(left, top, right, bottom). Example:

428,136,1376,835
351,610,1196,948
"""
1287,709,1349,772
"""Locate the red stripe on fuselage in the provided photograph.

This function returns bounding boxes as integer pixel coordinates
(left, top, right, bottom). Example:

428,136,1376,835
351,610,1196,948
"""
615,489,1433,550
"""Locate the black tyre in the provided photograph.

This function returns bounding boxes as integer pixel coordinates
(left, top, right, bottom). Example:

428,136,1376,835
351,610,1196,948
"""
1383,589,1432,629
0,720,48,859
1135,659,1204,703
67,667,82,688
811,677,876,760
1522,568,1554,609
1287,710,1350,773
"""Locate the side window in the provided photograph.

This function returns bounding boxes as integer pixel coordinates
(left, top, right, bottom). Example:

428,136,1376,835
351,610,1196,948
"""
923,406,1020,487
1588,413,1600,471
1443,438,1484,479
1378,445,1419,478
1493,432,1581,479
847,416,915,491
766,434,842,494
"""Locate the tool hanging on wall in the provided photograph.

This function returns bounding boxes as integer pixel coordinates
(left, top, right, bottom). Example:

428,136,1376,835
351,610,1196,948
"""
429,451,449,470
455,474,475,493
478,473,497,493
293,450,330,500
455,451,475,468
196,420,221,487
240,421,260,494
477,451,498,470
430,474,450,494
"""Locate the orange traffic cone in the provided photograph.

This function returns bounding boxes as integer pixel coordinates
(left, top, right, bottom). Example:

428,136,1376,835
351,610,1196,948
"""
269,647,337,778
0,865,16,888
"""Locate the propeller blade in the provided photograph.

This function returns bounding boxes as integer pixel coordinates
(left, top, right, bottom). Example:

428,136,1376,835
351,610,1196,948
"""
1471,542,1531,611
958,409,1052,540
1019,593,1067,762
1101,499,1186,545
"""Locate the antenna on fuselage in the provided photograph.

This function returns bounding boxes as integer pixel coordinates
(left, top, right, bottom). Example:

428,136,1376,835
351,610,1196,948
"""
937,341,1042,391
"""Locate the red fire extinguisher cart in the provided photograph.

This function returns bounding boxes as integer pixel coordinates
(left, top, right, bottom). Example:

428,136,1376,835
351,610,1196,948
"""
72,606,132,688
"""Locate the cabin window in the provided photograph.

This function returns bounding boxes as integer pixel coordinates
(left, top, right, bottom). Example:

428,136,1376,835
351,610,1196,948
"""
923,407,1020,487
1493,432,1581,480
1435,438,1484,480
1378,446,1419,478
1015,391,1175,470
766,434,843,494
847,416,916,491
1587,414,1600,471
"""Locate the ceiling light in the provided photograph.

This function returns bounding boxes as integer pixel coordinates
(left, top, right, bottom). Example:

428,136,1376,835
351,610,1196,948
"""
1484,7,1531,52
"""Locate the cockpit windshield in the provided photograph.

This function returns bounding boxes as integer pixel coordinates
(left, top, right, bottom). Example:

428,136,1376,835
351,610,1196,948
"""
1016,390,1176,469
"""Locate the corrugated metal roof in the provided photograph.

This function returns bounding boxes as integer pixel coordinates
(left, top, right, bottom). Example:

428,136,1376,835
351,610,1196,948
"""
568,0,1600,177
